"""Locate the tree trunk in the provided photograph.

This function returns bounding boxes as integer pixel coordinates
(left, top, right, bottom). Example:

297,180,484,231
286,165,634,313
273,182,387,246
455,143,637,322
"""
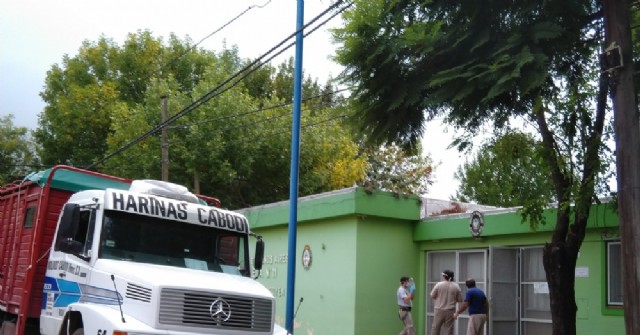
534,97,586,335
543,240,579,335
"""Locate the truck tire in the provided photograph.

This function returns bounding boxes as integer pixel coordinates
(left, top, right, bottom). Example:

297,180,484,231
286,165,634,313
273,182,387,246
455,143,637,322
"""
72,328,84,335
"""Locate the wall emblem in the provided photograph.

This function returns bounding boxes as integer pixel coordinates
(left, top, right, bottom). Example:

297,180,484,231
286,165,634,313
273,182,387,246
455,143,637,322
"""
469,211,484,237
302,245,312,270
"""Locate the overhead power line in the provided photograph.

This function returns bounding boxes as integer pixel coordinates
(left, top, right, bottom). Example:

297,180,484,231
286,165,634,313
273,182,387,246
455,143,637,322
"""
146,1,274,85
193,1,273,48
176,87,350,127
87,113,349,173
86,0,352,169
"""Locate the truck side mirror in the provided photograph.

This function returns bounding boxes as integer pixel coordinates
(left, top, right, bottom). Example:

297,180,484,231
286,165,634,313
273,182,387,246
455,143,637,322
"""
55,204,80,251
254,239,264,271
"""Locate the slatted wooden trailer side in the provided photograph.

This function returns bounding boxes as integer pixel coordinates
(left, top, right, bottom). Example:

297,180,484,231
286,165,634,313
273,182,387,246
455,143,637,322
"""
0,166,131,335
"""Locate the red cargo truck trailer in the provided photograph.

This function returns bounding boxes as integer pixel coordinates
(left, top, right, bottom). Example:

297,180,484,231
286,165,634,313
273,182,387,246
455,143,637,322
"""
0,165,131,334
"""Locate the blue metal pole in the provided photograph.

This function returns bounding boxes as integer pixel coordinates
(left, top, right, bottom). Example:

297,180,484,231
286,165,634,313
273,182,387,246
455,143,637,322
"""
285,0,304,334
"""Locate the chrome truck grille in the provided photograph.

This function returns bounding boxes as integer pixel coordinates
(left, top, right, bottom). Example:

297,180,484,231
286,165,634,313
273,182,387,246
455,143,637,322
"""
159,288,273,332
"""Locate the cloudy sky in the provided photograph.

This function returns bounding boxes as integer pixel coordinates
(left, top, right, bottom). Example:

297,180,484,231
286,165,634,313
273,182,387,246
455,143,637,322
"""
0,0,461,199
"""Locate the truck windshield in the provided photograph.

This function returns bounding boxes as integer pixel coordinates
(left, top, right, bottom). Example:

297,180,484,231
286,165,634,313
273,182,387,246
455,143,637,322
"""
99,210,248,276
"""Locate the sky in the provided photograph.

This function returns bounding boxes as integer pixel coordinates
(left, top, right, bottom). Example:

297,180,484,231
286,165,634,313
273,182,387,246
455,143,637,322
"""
0,0,462,200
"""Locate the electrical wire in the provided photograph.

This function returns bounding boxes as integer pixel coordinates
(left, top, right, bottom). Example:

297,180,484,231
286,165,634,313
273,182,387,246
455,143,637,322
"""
86,0,352,169
193,1,273,49
4,87,351,172
88,113,349,174
146,1,274,83
174,87,349,127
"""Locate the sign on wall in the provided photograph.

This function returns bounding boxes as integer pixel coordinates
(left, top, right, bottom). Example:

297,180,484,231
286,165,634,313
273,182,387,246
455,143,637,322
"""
302,245,312,270
469,211,484,237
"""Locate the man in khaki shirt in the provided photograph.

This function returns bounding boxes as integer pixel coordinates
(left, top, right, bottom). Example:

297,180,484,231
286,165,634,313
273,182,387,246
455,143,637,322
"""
430,270,463,335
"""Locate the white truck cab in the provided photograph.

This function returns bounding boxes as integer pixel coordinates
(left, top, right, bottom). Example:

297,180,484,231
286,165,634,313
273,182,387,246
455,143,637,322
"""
40,180,287,335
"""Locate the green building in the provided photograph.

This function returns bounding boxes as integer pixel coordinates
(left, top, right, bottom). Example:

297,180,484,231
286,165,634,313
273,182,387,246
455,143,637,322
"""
239,187,624,335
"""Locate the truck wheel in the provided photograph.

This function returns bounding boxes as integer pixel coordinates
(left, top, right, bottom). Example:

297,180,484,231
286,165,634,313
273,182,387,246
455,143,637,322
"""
72,328,84,335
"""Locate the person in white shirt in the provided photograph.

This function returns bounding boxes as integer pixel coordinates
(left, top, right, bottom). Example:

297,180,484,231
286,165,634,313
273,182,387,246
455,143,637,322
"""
397,276,415,335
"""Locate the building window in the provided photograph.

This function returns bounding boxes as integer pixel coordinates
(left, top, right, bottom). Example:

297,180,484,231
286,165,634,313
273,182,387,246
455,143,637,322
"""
607,241,623,306
521,247,551,329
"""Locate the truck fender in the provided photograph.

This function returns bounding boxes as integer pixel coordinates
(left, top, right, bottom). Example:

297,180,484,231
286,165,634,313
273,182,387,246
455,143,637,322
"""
57,310,83,335
59,303,158,335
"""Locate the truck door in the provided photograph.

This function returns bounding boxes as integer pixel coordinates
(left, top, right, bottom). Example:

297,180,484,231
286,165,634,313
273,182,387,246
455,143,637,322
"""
41,204,96,333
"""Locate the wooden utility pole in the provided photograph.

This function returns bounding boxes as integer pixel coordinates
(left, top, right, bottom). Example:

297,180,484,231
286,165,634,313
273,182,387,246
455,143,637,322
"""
161,95,169,181
193,171,200,194
603,1,639,334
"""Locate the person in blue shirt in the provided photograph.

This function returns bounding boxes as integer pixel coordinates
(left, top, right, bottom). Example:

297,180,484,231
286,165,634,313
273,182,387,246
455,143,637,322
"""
397,276,415,335
453,278,488,335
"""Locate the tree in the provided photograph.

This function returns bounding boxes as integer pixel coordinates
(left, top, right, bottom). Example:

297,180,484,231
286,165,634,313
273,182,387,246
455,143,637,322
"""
34,30,369,208
454,131,555,210
334,1,619,334
104,74,366,208
245,56,336,110
34,29,440,211
363,143,434,196
0,115,40,184
35,31,217,167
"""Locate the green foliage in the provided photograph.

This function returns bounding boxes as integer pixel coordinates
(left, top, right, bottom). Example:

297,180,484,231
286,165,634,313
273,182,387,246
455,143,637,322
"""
103,68,362,208
35,31,217,167
454,131,556,226
335,0,612,217
334,0,600,148
0,115,40,184
455,131,554,207
363,143,434,196
33,28,443,209
33,31,361,209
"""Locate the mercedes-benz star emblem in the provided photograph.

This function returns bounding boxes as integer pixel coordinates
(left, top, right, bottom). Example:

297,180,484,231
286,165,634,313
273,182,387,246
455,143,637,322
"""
209,298,232,322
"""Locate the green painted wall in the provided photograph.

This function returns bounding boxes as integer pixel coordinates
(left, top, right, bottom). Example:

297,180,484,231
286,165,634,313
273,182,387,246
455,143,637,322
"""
416,204,624,335
259,217,359,335
240,188,624,335
575,232,624,334
354,216,419,335
415,204,619,241
239,188,422,335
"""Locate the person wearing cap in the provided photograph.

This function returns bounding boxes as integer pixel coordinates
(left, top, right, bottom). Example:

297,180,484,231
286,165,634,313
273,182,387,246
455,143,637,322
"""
430,270,462,335
397,276,415,335
453,278,488,335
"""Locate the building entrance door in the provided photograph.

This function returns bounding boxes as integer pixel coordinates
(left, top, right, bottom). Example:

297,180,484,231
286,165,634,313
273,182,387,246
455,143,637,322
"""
426,250,486,335
426,246,552,335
